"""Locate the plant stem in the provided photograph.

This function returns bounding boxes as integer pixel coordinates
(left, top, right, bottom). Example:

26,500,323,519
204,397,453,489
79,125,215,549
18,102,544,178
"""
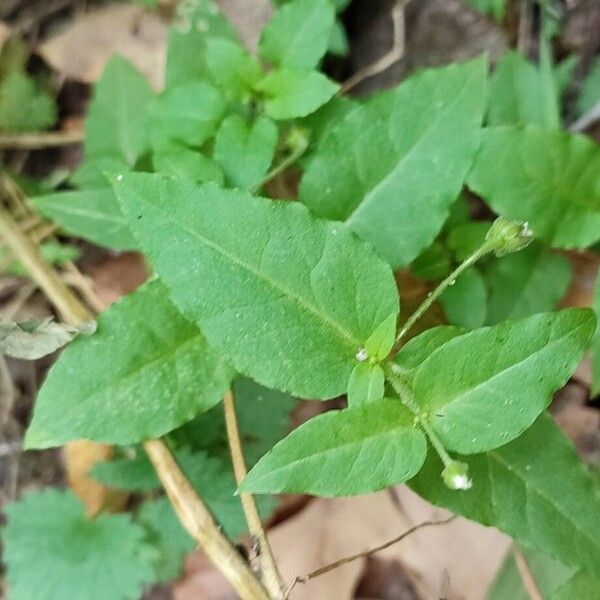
389,242,492,356
253,138,309,193
418,418,453,467
223,390,285,599
144,440,271,600
383,364,420,415
0,129,84,150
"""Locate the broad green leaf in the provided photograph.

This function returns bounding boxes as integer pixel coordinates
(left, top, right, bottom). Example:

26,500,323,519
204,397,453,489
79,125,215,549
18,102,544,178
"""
241,399,427,496
0,318,94,360
410,414,600,578
347,363,385,407
214,115,278,189
70,156,129,189
259,0,335,70
550,571,600,599
300,58,487,267
0,71,56,133
25,281,234,448
150,81,224,149
256,68,339,120
3,489,154,600
446,221,491,261
115,174,399,399
485,244,572,324
205,38,263,99
153,143,224,184
32,188,137,251
328,18,349,56
91,452,158,492
413,309,595,453
592,274,600,396
137,498,194,582
577,56,600,117
85,56,153,166
410,242,452,281
467,126,600,249
440,267,487,329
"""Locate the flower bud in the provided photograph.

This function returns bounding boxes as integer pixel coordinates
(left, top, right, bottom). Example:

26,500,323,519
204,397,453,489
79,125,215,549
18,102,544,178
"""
485,217,533,257
442,461,472,490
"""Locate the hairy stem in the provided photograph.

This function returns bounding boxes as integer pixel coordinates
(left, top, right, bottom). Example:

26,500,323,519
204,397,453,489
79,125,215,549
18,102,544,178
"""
223,390,285,598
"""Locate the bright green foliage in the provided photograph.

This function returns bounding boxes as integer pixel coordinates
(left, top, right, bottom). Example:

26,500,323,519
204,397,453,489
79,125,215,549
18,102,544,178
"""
91,451,158,491
410,414,600,577
115,174,399,399
412,309,594,453
259,0,335,70
300,58,487,267
440,268,487,329
347,363,385,407
85,56,154,167
241,399,427,496
153,143,224,184
468,126,600,248
150,81,224,149
485,244,572,324
32,189,137,251
577,56,600,117
137,498,195,582
446,221,490,262
0,71,56,133
214,115,278,189
70,156,129,189
551,571,600,599
592,275,600,396
25,281,234,447
364,312,397,360
256,68,339,120
3,489,154,600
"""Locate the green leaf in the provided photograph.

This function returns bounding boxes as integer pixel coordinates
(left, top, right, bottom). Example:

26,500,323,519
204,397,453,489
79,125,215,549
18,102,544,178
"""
137,498,195,582
592,274,600,396
467,126,600,249
439,267,487,329
0,317,95,360
32,188,137,251
347,363,385,407
446,221,491,261
25,281,234,448
241,399,427,496
410,242,452,281
115,174,399,399
3,489,154,600
259,0,335,70
0,71,55,133
300,58,487,267
485,244,572,324
364,312,397,360
577,56,600,117
328,18,349,56
70,156,129,189
465,0,504,20
551,571,600,599
91,452,159,491
214,115,278,189
85,56,153,166
410,414,600,578
205,38,263,99
150,81,224,149
256,68,339,120
413,309,595,453
153,143,224,184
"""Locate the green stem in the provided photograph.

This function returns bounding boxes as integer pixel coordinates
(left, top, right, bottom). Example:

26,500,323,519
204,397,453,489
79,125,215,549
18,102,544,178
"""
418,419,453,468
384,363,420,415
389,242,492,356
253,137,309,193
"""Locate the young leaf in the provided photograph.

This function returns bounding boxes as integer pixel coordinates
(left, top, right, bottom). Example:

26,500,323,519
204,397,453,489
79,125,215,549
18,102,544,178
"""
410,414,600,578
364,312,397,360
347,363,385,407
214,115,278,189
150,81,224,149
413,309,595,453
256,68,339,120
592,274,600,396
153,143,224,184
439,267,487,329
300,58,487,267
114,174,399,399
3,489,154,600
85,56,153,166
485,244,572,324
467,126,600,249
259,0,335,70
0,71,56,133
32,189,137,251
25,281,234,448
241,399,427,496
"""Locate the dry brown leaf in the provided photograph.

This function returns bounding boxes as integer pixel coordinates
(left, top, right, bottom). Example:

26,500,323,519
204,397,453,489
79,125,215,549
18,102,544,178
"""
37,5,167,89
0,21,11,52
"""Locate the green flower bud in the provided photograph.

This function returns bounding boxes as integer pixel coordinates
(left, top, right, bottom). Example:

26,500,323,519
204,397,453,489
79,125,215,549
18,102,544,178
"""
442,460,472,490
485,217,533,257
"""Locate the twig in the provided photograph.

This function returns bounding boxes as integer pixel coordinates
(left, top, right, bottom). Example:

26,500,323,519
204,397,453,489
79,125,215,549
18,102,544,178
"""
0,129,84,150
224,390,285,598
144,440,271,600
340,1,406,94
513,548,544,600
569,101,600,132
283,515,456,599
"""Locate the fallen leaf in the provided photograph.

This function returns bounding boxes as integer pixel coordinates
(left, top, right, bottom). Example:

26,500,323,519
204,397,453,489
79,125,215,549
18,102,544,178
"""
37,5,167,90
